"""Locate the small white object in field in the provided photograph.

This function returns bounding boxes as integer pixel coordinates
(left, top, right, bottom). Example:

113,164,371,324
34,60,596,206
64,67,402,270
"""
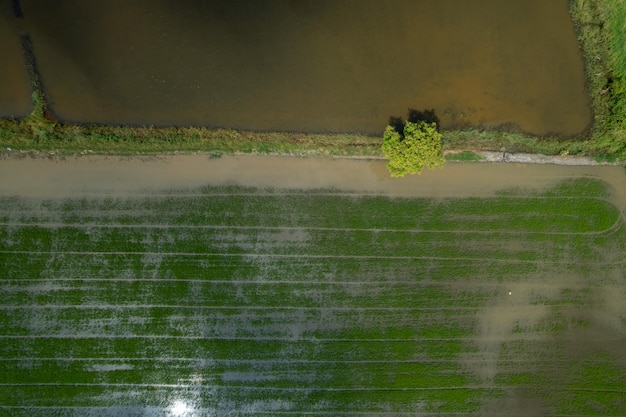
508,290,512,296
6,147,12,152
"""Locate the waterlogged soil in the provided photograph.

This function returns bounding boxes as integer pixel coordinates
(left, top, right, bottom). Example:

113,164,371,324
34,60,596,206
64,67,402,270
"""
0,155,625,416
3,0,590,135
1,154,625,205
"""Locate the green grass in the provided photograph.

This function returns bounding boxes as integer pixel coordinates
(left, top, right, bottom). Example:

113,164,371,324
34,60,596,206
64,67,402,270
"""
569,0,626,159
445,151,485,162
0,100,383,157
0,178,625,415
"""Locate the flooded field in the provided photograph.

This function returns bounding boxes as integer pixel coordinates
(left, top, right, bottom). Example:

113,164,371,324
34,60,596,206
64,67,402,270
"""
0,0,31,117
1,0,590,135
0,156,625,416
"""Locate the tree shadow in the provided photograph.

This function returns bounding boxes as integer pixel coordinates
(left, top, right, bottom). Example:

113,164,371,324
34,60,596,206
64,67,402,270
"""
388,108,440,139
388,116,405,136
407,108,440,130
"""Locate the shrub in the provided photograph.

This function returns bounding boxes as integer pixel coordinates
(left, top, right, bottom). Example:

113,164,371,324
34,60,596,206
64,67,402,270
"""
382,120,444,177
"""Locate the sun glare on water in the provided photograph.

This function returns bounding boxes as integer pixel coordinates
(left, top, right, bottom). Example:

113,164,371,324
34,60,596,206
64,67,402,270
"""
169,400,194,416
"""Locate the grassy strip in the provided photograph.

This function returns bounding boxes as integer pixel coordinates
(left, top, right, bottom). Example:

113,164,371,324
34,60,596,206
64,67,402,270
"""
0,93,382,157
445,150,485,162
0,94,601,159
568,0,626,158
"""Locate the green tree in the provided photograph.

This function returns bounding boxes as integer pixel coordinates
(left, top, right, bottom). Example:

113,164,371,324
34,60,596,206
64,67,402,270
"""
381,120,444,177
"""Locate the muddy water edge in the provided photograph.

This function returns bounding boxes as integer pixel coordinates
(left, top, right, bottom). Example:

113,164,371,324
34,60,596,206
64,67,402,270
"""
1,155,625,207
2,0,590,137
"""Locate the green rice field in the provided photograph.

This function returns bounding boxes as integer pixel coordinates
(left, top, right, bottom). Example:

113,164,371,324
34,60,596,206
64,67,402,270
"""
1,177,625,416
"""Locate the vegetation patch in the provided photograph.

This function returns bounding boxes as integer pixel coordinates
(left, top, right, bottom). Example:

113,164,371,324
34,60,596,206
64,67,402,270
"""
0,178,624,415
568,0,626,159
382,120,444,177
445,150,485,162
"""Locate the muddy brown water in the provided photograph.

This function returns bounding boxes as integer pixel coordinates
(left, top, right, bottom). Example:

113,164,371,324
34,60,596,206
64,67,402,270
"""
0,0,31,117
2,0,590,136
1,155,625,210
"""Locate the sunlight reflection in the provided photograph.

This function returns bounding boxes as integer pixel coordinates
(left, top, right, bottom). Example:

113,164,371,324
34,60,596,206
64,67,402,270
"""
169,400,194,416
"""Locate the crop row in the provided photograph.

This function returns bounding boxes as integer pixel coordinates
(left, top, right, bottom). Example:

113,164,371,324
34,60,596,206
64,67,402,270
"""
0,178,624,415
0,252,542,281
0,179,619,233
1,224,621,264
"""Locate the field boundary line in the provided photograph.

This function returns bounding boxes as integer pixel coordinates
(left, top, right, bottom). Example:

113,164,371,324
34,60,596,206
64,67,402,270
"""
0,382,624,394
0,383,494,391
0,220,621,236
1,277,610,289
0,304,484,311
1,335,622,342
1,250,624,265
0,191,611,198
0,408,608,417
0,357,612,365
0,335,478,341
0,408,607,417
1,278,613,297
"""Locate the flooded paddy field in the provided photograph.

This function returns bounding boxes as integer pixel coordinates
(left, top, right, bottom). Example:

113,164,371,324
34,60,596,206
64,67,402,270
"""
2,0,590,135
0,0,32,117
0,157,625,416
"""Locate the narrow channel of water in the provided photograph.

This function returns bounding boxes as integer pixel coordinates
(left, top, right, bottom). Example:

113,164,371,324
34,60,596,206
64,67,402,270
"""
3,0,590,136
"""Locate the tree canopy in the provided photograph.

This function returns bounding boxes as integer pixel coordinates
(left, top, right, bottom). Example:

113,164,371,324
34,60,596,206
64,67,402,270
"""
381,120,444,177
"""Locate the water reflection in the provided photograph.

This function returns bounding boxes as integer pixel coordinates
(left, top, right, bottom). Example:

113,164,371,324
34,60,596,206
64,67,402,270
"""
169,399,195,416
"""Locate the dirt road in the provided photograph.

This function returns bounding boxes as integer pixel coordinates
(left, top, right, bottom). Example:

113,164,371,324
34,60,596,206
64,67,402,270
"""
0,154,625,211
